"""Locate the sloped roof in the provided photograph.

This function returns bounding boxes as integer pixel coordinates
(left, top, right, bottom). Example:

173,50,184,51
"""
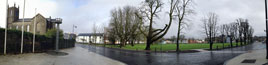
78,33,104,36
17,18,32,22
16,13,57,22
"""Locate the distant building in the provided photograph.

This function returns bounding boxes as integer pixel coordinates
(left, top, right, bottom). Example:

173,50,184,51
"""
76,33,104,44
6,4,59,35
64,33,77,39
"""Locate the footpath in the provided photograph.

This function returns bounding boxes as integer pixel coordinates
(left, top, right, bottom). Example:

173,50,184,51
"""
0,46,126,65
225,49,268,65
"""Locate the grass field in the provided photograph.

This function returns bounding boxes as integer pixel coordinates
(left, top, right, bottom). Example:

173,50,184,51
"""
96,43,244,51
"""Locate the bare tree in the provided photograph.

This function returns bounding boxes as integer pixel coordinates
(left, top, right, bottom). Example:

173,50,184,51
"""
241,21,249,44
108,6,143,47
174,0,194,51
202,12,218,50
236,18,252,45
228,22,238,47
139,0,177,50
248,26,254,43
219,24,226,43
236,18,244,45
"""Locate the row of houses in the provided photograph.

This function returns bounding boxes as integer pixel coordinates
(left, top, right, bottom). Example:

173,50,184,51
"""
161,39,206,44
65,33,208,44
64,33,105,44
76,33,105,44
65,33,243,44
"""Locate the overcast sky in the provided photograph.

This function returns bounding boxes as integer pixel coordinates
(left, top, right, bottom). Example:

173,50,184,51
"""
0,0,266,39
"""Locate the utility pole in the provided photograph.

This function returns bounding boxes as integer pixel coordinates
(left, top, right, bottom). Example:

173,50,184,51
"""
56,24,59,51
72,24,75,34
54,18,62,52
4,0,9,55
33,8,37,53
265,0,268,59
21,0,26,54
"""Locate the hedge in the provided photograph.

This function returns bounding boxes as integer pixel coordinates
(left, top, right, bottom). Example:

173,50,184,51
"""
0,28,75,54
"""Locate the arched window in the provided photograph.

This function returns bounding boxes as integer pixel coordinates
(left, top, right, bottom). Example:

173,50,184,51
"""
27,25,30,32
10,10,13,15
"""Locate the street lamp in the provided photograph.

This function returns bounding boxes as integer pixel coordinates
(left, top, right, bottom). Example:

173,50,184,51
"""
21,0,26,54
72,24,77,34
4,0,8,55
53,18,62,51
33,8,37,53
265,0,268,59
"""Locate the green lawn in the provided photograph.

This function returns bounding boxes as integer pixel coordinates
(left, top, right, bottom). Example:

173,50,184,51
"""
96,43,243,51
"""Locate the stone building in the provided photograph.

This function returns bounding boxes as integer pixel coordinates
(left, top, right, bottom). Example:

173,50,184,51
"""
6,4,59,35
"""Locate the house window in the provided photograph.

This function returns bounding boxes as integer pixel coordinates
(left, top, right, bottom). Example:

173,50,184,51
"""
27,25,30,32
10,10,13,15
16,26,19,29
21,26,23,30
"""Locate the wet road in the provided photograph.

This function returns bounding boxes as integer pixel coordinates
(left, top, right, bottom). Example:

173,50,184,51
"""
77,42,265,65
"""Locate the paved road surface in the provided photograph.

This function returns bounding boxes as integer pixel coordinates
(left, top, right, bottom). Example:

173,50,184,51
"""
77,42,265,65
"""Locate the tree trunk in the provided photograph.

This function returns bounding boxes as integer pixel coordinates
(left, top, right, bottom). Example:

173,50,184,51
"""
131,40,134,46
209,41,213,50
145,40,151,50
209,36,213,50
176,21,182,52
230,37,233,47
244,36,246,45
240,36,243,46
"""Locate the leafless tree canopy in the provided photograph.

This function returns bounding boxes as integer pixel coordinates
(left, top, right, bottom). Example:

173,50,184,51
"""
138,0,178,50
174,0,194,51
108,6,143,47
202,12,218,50
235,18,254,45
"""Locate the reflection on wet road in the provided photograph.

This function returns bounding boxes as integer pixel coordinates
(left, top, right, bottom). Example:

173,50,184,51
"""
77,42,265,65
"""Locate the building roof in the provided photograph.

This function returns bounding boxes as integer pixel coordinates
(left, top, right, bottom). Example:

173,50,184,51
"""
16,18,57,22
17,18,32,22
16,14,57,22
78,33,104,36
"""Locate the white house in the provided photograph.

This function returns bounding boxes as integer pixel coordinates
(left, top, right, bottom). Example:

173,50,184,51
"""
76,33,104,44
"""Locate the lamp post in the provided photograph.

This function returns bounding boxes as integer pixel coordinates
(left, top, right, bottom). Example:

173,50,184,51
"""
4,0,8,55
265,0,268,59
54,18,62,51
21,0,26,54
72,24,77,34
33,8,37,53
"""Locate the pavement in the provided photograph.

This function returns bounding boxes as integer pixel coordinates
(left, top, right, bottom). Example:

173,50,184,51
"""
0,46,126,65
225,49,268,65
